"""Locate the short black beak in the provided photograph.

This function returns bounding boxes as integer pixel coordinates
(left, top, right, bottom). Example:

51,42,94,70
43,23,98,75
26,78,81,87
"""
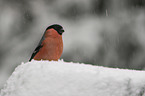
61,30,64,32
58,29,64,35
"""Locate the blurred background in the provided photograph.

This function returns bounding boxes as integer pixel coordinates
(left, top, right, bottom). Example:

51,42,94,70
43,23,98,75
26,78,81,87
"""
0,0,145,89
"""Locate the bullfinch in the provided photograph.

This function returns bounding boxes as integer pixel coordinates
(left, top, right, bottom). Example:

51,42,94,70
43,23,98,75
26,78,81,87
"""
29,24,64,61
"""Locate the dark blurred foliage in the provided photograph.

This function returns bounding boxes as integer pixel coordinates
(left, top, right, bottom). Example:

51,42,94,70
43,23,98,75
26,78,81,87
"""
1,0,145,88
128,0,145,8
91,0,107,15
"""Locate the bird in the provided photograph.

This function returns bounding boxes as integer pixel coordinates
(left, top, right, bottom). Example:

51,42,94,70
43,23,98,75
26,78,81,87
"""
29,24,64,61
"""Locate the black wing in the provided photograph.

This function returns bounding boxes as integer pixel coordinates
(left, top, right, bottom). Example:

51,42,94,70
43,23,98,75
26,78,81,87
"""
29,45,43,61
29,33,45,61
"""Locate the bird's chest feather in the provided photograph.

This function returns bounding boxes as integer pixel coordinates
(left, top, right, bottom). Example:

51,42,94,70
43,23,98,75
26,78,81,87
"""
40,37,63,58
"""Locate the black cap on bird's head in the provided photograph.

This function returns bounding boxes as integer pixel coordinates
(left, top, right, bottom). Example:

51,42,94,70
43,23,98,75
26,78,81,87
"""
46,24,64,35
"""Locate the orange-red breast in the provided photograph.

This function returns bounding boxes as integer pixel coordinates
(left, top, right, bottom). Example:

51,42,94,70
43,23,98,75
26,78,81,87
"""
29,24,64,61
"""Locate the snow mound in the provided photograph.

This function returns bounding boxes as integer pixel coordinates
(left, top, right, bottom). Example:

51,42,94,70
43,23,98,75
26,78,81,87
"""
1,60,145,96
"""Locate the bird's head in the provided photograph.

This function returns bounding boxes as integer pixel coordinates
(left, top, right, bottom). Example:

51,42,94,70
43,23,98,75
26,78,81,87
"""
46,24,64,35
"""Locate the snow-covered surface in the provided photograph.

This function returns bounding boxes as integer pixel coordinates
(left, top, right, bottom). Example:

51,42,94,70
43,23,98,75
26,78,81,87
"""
1,60,145,96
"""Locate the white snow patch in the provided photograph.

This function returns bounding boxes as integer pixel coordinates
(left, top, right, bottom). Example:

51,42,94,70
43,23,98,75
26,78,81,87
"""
1,60,145,96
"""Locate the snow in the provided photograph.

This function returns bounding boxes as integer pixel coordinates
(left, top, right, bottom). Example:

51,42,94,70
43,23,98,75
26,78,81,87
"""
1,60,145,96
